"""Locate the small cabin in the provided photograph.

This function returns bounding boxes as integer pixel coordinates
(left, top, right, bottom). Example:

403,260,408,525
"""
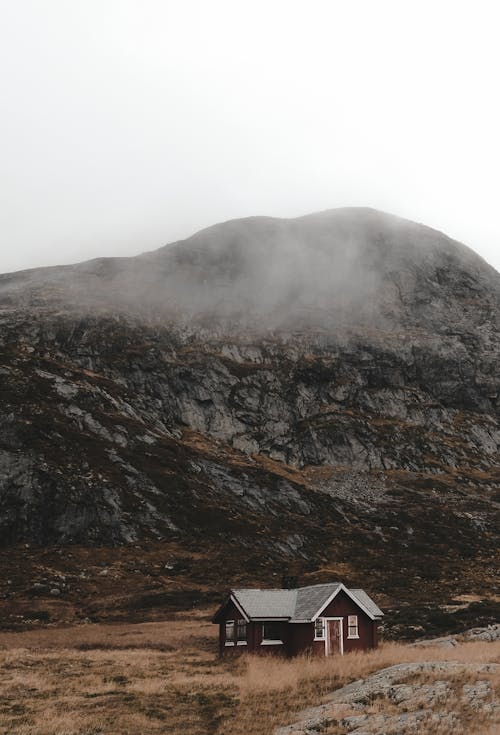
212,582,383,657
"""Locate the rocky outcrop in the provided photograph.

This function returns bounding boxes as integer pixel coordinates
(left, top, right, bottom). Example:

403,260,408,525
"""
414,624,500,648
275,662,500,734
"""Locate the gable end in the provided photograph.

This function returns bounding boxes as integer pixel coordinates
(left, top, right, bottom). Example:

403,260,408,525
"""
212,593,250,623
311,584,377,621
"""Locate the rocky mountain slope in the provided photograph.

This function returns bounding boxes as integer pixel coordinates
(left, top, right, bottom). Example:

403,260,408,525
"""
0,208,499,631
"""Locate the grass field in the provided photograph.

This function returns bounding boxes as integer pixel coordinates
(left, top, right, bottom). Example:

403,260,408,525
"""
0,612,499,735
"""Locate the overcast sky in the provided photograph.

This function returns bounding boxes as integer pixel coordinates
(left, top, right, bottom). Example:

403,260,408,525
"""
1,1,499,275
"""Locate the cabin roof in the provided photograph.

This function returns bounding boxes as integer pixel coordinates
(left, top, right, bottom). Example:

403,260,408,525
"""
294,583,342,620
349,588,384,619
220,582,383,623
232,588,297,618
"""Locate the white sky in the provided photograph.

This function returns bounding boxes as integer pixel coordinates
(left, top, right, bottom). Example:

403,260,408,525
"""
1,0,500,274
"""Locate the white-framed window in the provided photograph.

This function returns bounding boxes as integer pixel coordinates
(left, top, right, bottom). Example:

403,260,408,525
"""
261,622,283,644
225,620,235,645
314,617,325,640
347,615,359,639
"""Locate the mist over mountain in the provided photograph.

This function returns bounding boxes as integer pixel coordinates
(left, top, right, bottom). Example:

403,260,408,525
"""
2,208,498,333
1,208,499,634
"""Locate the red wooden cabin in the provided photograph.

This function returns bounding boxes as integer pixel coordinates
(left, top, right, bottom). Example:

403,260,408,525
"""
212,582,383,657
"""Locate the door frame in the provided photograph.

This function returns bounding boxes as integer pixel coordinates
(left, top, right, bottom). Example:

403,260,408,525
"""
323,616,344,656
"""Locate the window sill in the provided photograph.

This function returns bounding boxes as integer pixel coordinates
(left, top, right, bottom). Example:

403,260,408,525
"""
236,641,247,646
314,637,325,641
261,640,283,645
347,635,360,639
224,642,235,646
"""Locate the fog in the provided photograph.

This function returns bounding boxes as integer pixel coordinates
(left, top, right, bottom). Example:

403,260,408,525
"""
2,208,497,336
1,1,500,275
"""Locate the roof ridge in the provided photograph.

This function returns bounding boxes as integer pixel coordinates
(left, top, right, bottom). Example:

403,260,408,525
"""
233,587,297,593
229,583,382,621
234,583,340,593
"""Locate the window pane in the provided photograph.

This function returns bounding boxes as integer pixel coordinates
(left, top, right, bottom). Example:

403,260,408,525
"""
225,621,235,642
315,618,325,638
237,620,247,641
263,622,282,640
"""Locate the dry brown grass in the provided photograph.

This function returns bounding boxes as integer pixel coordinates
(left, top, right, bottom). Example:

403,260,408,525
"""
0,616,498,735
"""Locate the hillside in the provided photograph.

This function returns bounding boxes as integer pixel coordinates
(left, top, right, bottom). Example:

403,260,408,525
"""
0,208,499,634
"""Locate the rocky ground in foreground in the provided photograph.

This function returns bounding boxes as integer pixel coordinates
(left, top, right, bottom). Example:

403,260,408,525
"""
276,660,500,735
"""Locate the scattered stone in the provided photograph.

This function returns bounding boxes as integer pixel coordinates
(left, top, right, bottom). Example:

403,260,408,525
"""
414,623,500,647
275,662,500,735
413,635,458,648
462,681,492,705
463,624,500,642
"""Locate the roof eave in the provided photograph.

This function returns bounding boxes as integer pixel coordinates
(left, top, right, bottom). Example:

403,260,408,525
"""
211,591,250,623
230,592,250,622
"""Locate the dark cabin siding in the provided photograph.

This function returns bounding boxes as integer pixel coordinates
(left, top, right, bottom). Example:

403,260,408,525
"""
215,599,288,656
216,599,250,656
254,621,288,656
287,623,314,657
320,589,376,653
312,639,326,656
213,588,380,658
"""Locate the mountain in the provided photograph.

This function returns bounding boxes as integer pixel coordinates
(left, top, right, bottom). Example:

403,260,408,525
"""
0,208,499,635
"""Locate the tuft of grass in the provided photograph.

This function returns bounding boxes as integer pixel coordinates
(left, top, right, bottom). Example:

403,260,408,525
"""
0,618,498,735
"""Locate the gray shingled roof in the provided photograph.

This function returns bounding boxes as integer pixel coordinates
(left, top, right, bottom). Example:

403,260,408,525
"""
232,589,297,618
349,589,384,618
294,583,342,620
231,583,382,622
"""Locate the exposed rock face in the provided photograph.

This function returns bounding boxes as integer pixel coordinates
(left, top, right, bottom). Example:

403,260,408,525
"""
0,208,499,613
275,662,500,734
413,624,500,647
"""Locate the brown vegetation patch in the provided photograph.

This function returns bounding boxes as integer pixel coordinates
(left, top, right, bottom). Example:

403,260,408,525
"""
0,620,498,735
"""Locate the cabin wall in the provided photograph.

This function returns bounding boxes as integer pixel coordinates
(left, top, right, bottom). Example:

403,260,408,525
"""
253,621,288,656
216,599,251,656
216,600,289,656
287,623,315,657
321,590,376,652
